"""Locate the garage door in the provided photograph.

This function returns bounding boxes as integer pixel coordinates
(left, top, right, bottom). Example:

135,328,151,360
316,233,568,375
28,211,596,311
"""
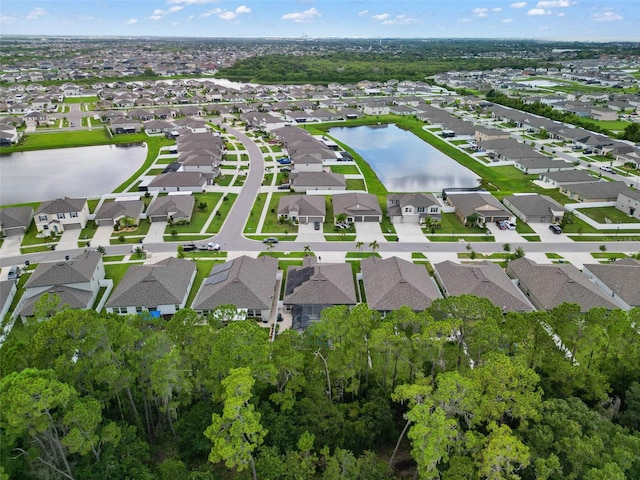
364,216,379,222
65,222,82,230
96,219,112,226
354,216,363,222
307,217,323,223
149,215,166,223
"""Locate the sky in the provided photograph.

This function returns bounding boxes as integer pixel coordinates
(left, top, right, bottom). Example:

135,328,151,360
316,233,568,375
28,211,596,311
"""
1,0,639,41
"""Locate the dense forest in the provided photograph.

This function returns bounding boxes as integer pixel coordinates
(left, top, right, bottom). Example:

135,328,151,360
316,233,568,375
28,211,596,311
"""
1,296,640,479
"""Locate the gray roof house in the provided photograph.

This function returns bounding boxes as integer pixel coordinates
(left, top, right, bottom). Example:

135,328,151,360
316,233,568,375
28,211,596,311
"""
0,280,18,322
34,198,89,233
192,255,278,321
145,172,208,193
506,257,619,311
0,206,34,236
332,192,382,223
615,187,640,221
446,192,514,226
387,193,441,225
284,257,357,331
561,180,629,202
582,258,640,310
277,195,326,224
290,172,346,193
18,251,105,319
94,200,145,226
433,260,534,312
105,257,196,316
147,195,195,223
538,169,597,188
361,256,441,313
503,194,566,224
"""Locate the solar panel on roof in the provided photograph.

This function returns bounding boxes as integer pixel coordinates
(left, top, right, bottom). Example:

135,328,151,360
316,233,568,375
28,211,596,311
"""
204,270,230,286
285,267,314,295
210,261,233,275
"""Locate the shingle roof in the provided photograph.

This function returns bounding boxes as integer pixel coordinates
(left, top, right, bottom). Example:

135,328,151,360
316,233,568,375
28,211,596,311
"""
434,260,534,312
20,286,94,317
283,258,356,306
106,257,196,309
503,194,566,217
35,198,87,215
543,169,596,184
332,192,382,217
25,251,102,288
447,192,510,219
290,172,346,188
192,256,278,311
94,200,144,221
564,181,629,200
507,257,618,311
0,206,34,230
583,258,640,307
148,172,206,188
361,256,441,311
147,195,194,218
277,195,326,217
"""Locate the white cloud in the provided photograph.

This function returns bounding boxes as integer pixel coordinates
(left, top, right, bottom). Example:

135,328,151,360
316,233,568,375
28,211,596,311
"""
236,5,251,14
536,0,569,7
358,10,369,17
150,5,183,20
511,2,527,8
126,18,138,25
26,8,47,20
502,18,514,23
201,5,251,20
591,11,623,22
372,13,390,21
527,8,548,15
493,7,503,12
1,15,17,25
472,8,489,18
377,14,420,25
218,10,237,20
281,7,321,23
167,0,219,4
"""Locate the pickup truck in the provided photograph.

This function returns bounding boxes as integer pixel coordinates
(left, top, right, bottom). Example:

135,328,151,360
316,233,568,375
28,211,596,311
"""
197,242,220,251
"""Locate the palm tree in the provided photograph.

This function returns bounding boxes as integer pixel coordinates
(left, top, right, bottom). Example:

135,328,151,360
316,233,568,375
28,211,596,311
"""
355,241,364,253
303,245,311,256
265,241,275,254
369,239,379,255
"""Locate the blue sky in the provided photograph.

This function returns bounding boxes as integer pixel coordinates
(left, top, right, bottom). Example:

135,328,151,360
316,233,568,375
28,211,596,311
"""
1,1,638,41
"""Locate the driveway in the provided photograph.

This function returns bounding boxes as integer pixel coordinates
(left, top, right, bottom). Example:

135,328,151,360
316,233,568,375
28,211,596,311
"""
0,235,24,258
354,222,386,242
145,221,167,243
529,223,574,243
295,222,325,243
56,229,82,250
485,223,526,243
394,223,427,242
90,225,113,248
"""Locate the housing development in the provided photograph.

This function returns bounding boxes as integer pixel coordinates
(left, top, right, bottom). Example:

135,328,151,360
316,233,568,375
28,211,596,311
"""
1,36,640,480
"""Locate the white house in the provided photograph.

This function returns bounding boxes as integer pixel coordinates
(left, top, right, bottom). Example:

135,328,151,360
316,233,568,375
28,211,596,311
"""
34,198,89,234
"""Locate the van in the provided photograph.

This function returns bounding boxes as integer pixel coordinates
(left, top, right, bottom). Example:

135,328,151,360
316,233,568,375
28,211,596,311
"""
7,265,21,281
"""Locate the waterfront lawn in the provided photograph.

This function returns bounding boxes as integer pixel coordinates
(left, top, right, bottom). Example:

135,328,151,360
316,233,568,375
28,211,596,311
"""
576,206,640,224
346,179,366,190
330,164,360,175
432,213,487,235
164,193,223,235
206,193,237,234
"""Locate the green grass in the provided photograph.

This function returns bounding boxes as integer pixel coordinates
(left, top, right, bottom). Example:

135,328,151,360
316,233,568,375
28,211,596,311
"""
186,260,220,308
522,235,541,242
111,219,150,238
164,193,222,235
263,194,299,234
163,234,211,242
1,129,141,153
104,263,132,287
21,222,60,247
330,164,361,175
324,235,357,242
515,222,535,234
436,213,487,235
103,255,125,262
545,253,564,259
244,193,268,234
258,251,309,259
569,235,640,242
412,252,427,259
206,193,237,234
216,173,234,186
591,252,628,259
575,206,640,224
345,252,382,259
183,251,227,259
63,96,98,104
346,179,366,190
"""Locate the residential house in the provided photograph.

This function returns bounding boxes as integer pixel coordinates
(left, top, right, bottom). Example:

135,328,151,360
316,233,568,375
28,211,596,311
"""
506,257,619,311
561,180,629,202
144,172,208,193
93,200,145,226
34,198,89,234
503,194,566,224
146,194,195,223
446,192,514,226
283,257,357,331
289,172,346,193
433,260,534,312
0,280,18,322
332,193,382,223
538,169,597,188
582,258,640,310
387,193,441,225
291,153,324,173
18,251,105,319
192,256,278,322
475,126,510,143
361,256,441,314
110,117,141,134
105,257,196,317
277,195,326,224
615,187,640,220
0,206,34,236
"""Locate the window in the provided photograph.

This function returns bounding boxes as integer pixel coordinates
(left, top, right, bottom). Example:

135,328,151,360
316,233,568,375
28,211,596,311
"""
57,213,66,219
417,207,425,213
404,207,412,213
430,207,439,213
70,212,78,218
135,306,143,313
38,215,47,221
175,305,180,311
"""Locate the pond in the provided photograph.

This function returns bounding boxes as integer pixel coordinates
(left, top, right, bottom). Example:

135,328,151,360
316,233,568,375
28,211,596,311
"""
329,124,480,192
0,143,147,205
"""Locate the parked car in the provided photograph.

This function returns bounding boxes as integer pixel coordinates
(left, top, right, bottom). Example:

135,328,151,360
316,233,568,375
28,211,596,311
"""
279,166,291,172
205,242,220,251
277,158,291,164
599,165,613,173
314,221,321,230
277,184,291,190
182,243,197,252
506,222,517,230
263,237,279,244
7,265,21,281
549,224,562,234
496,220,506,230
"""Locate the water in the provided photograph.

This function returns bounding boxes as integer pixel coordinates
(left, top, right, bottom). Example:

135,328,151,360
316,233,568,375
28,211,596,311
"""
0,143,147,205
329,124,480,192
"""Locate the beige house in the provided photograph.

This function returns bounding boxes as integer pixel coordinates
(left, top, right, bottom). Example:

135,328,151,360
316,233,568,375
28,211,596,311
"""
34,198,89,234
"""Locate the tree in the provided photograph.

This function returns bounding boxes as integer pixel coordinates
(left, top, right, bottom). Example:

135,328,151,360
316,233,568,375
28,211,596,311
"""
177,245,185,259
205,367,266,480
303,245,311,256
369,239,379,255
197,201,208,211
511,246,525,260
477,422,530,480
599,244,607,252
355,241,364,252
503,243,511,253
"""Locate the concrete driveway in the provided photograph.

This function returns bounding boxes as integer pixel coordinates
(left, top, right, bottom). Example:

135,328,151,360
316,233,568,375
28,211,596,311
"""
145,221,167,243
354,222,386,242
56,229,81,250
90,225,114,248
485,223,526,243
0,235,24,257
394,223,427,242
295,222,325,243
529,223,574,243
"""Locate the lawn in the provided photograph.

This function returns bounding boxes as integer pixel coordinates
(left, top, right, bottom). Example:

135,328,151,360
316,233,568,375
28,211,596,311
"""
346,179,366,190
244,193,268,234
63,96,99,104
186,260,220,308
111,219,151,239
104,263,133,288
206,193,237,234
330,164,361,175
434,213,487,235
164,193,223,235
21,223,60,247
576,206,640,224
263,194,299,234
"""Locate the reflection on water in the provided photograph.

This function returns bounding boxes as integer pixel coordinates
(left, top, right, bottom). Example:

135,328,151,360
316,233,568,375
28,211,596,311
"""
0,143,147,205
329,124,479,192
